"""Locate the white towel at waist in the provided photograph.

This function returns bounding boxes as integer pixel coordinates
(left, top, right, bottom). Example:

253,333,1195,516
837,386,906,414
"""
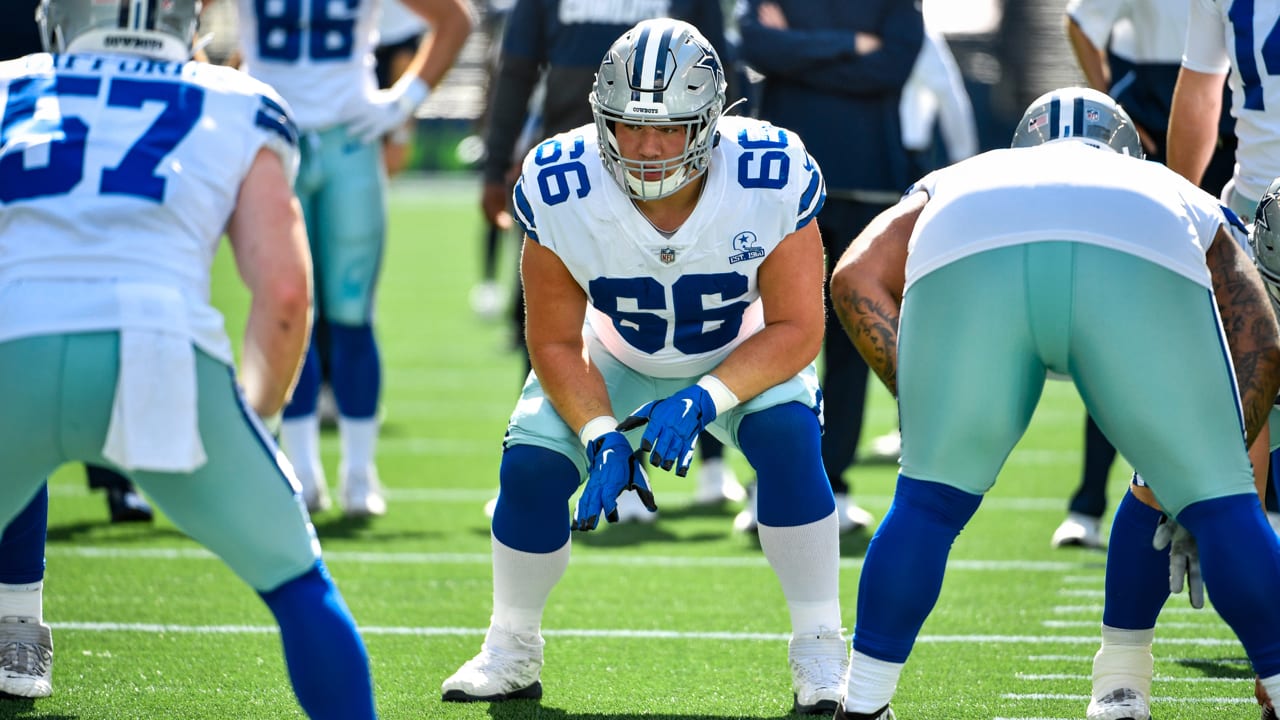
102,283,207,473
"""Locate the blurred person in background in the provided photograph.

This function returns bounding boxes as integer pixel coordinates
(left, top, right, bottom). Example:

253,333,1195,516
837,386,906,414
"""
736,0,924,534
229,0,472,517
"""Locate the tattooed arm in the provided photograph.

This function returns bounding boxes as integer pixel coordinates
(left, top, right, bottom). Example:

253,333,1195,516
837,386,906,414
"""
828,191,927,396
1207,225,1280,445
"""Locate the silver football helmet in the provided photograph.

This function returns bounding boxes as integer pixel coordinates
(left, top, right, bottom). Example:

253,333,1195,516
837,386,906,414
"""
590,18,726,201
37,0,201,63
1011,87,1144,158
1252,177,1280,318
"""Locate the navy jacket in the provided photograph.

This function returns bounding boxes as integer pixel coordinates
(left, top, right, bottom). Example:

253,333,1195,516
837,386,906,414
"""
737,0,923,195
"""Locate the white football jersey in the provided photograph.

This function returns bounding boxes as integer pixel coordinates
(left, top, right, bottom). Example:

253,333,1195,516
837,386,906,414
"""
236,0,382,131
512,115,825,379
0,52,300,364
1184,0,1280,204
906,142,1230,291
1067,0,1188,63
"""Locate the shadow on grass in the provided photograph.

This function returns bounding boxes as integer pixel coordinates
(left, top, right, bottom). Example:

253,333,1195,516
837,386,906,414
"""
483,699,812,720
1174,656,1254,679
0,696,76,719
46,521,188,545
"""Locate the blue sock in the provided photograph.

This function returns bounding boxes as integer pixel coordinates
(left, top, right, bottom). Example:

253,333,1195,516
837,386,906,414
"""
283,338,321,418
0,484,46,584
1102,490,1169,629
853,475,982,662
259,562,376,720
492,445,580,553
737,402,834,526
328,323,380,419
1177,494,1280,677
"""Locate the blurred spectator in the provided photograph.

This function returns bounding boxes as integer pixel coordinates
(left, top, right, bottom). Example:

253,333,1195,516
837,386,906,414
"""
736,0,924,534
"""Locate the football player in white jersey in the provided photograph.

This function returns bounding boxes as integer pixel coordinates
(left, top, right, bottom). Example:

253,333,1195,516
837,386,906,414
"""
1168,0,1280,220
230,0,472,517
0,1,377,716
828,87,1280,720
440,19,847,714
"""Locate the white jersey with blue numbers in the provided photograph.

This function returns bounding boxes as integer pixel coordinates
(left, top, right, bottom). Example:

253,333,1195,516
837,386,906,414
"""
1184,0,1280,204
512,115,825,379
236,0,381,131
906,143,1232,292
0,52,300,364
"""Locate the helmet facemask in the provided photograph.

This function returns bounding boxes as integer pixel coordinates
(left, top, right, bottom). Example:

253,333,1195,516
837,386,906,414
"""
590,19,726,201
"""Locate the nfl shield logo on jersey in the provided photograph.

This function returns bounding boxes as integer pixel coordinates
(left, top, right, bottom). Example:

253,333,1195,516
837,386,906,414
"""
659,247,677,264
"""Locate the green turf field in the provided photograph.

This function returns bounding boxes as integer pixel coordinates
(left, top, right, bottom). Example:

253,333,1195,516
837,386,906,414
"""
22,175,1259,719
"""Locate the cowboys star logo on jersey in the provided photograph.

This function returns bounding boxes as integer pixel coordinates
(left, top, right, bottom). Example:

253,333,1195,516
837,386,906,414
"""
728,231,764,264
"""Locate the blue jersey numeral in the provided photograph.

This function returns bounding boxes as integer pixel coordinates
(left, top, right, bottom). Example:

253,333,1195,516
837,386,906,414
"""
254,0,359,62
589,273,750,355
737,127,790,189
0,76,204,204
1230,0,1280,111
533,135,590,206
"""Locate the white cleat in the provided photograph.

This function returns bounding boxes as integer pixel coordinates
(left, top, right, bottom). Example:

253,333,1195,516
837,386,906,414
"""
789,627,849,715
298,473,330,514
340,465,386,518
733,480,759,533
0,617,52,698
1087,687,1151,720
442,626,544,702
693,458,746,505
861,429,901,464
612,488,657,524
469,280,504,320
834,494,874,533
1051,512,1104,549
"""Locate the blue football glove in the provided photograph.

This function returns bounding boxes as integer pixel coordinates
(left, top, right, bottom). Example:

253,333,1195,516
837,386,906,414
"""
571,431,656,531
616,385,717,476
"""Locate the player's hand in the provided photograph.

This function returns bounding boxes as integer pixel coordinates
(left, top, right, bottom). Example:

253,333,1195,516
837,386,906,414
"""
481,181,513,230
571,431,656,531
1153,515,1203,609
348,75,429,144
617,385,716,476
1256,675,1274,713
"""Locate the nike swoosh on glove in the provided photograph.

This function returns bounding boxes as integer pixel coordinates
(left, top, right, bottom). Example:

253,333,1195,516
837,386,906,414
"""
347,75,429,144
1153,515,1202,609
571,430,656,531
617,385,716,476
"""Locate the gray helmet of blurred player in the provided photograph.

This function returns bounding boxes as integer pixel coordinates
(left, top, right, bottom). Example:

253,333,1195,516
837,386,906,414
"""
37,0,201,63
590,18,727,201
1251,177,1280,318
1011,86,1145,159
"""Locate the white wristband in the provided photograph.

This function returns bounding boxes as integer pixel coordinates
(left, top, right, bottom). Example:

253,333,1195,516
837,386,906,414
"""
696,374,740,416
578,415,618,447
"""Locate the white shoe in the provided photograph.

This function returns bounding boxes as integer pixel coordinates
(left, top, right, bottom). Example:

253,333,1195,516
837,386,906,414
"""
693,459,746,505
1051,512,1103,549
0,616,52,698
862,429,901,463
834,705,895,719
340,465,386,518
733,480,758,533
834,493,874,533
789,627,849,715
294,466,330,514
1087,687,1150,720
613,489,657,524
442,626,544,702
483,495,498,519
469,281,503,320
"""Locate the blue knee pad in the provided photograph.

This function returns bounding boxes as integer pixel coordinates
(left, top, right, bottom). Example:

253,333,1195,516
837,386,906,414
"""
327,323,380,419
492,445,581,553
738,402,834,527
853,475,981,663
283,339,321,418
260,561,375,720
1177,494,1280,677
1102,490,1169,629
0,484,46,585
